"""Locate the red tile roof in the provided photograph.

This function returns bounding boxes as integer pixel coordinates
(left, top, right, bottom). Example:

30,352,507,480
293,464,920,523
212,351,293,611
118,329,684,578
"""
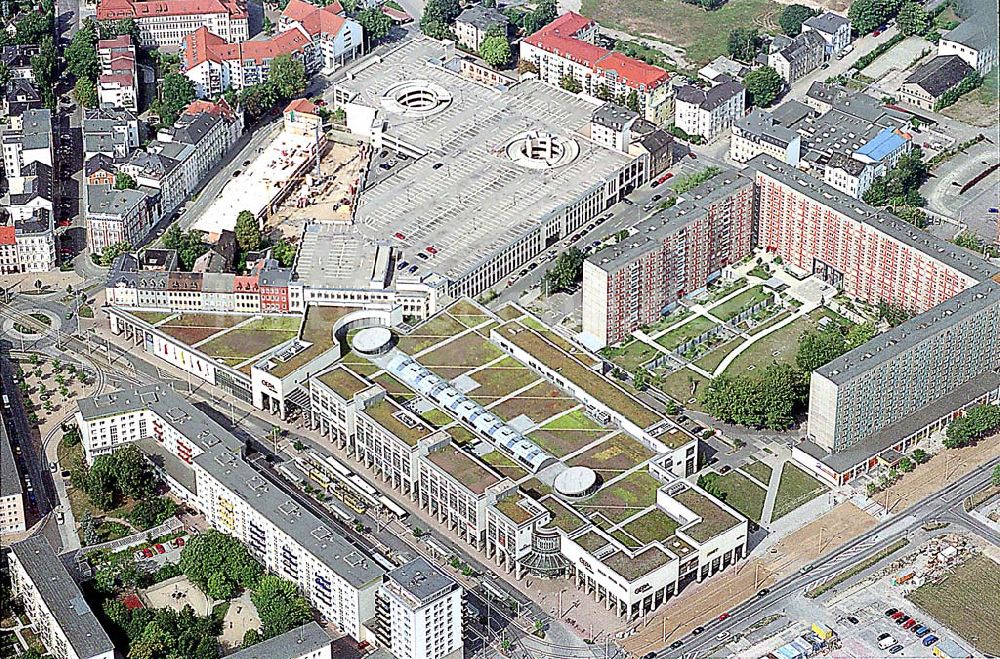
0,226,16,246
99,72,135,86
97,0,246,22
97,35,133,49
183,97,238,121
524,11,668,90
282,0,342,22
285,97,318,114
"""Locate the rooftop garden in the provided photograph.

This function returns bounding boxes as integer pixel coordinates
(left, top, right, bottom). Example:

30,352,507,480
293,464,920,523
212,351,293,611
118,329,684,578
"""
603,546,670,581
267,306,355,378
674,487,740,543
426,445,501,495
316,365,370,400
363,398,433,447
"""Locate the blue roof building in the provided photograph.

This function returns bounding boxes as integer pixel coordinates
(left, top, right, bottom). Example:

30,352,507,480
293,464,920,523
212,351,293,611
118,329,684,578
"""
854,126,910,164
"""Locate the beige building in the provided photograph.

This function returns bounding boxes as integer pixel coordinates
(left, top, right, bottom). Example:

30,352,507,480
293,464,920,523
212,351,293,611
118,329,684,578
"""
454,5,508,52
0,413,26,538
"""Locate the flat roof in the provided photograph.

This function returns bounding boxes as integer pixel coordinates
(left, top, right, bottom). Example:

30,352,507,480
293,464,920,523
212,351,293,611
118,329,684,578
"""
295,222,391,290
78,384,386,589
224,622,331,659
589,170,751,273
363,397,434,447
10,536,115,657
603,546,671,581
800,370,1000,471
817,278,1000,384
316,364,371,400
424,444,501,495
337,37,635,288
384,556,458,606
674,487,741,543
747,154,998,283
261,305,354,379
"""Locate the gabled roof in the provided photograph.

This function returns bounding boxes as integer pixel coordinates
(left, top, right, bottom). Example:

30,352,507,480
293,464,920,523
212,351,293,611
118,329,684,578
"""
182,24,313,68
802,11,850,34
282,0,341,22
675,79,744,111
285,97,318,115
903,54,974,97
280,0,349,37
97,0,246,21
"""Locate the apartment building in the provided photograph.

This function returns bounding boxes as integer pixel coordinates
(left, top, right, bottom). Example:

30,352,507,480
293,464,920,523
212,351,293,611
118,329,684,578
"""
373,558,464,659
156,99,244,196
767,30,826,83
86,184,153,255
673,78,745,142
1,108,51,179
800,12,851,55
0,412,26,537
82,108,141,160
2,161,52,224
582,172,755,347
96,35,139,111
74,384,387,641
936,0,997,74
225,623,332,659
454,5,509,51
730,109,801,166
96,0,248,48
0,212,56,273
278,0,362,73
749,154,988,311
799,281,1000,486
8,536,115,659
520,12,672,124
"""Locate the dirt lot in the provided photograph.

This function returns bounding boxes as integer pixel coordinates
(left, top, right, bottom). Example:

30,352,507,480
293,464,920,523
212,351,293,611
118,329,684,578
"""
269,141,364,235
623,501,876,655
883,433,1000,513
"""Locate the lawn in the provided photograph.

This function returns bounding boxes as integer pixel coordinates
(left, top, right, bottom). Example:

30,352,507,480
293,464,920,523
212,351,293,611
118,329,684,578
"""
543,409,605,432
130,310,173,324
161,313,253,329
198,319,299,360
489,382,577,424
580,0,782,65
467,359,540,402
160,325,229,346
702,471,766,523
396,313,467,354
655,316,717,352
568,433,655,474
655,368,709,409
446,300,492,328
622,508,680,544
600,340,663,371
576,471,662,523
724,316,811,374
373,373,416,402
770,463,826,521
420,333,504,370
908,555,1000,656
710,285,773,322
743,460,773,485
692,337,745,373
528,427,607,458
641,307,693,334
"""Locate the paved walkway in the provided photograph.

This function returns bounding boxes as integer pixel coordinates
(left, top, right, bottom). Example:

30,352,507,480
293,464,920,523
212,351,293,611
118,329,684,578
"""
712,300,819,377
759,460,785,528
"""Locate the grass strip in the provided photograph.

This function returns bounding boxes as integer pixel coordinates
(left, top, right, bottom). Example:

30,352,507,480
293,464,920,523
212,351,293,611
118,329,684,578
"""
805,538,909,598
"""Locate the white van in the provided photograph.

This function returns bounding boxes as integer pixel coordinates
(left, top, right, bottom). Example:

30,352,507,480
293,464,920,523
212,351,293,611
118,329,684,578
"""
877,634,896,650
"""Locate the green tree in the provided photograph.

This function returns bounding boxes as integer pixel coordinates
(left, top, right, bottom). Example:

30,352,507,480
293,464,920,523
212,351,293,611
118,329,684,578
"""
877,300,914,327
796,325,848,372
779,4,819,35
356,6,392,47
625,90,640,112
992,463,1000,487
115,171,138,190
0,62,10,89
30,38,57,108
896,2,930,35
162,224,210,270
73,76,99,108
66,21,99,79
744,66,784,107
890,205,928,228
251,575,312,638
100,241,133,267
158,73,196,126
523,0,557,33
944,404,1000,448
420,0,459,38
99,18,140,43
15,12,50,44
703,363,806,430
236,82,278,119
268,54,307,100
479,34,512,68
595,83,613,101
180,530,262,595
542,247,585,293
242,628,262,648
727,28,763,63
234,210,263,252
898,457,915,472
558,74,582,93
849,0,903,35
632,368,648,390
271,239,297,267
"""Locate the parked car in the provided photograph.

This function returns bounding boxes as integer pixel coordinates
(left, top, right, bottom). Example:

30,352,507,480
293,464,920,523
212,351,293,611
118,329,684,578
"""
903,619,917,630
396,260,409,271
134,550,146,560
757,588,770,598
172,537,185,548
154,544,166,554
669,640,684,650
691,626,705,635
877,633,896,650
143,548,154,558
922,635,938,647
915,627,931,637
718,612,730,621
889,644,903,654
846,616,859,624
890,611,905,621
407,265,418,274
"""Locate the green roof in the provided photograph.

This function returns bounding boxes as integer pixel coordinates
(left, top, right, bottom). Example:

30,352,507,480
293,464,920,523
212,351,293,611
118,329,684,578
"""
316,366,370,400
267,306,358,378
494,494,536,525
674,488,741,543
496,322,661,429
425,445,500,495
574,531,610,553
540,496,586,533
363,398,433,447
603,547,671,581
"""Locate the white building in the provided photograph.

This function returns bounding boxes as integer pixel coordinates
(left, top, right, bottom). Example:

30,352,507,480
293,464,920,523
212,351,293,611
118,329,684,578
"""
0,211,56,273
801,12,852,55
82,108,141,160
86,184,152,255
673,78,745,142
96,0,249,49
74,384,388,642
1,108,52,179
8,536,116,659
0,416,26,537
373,558,464,659
730,109,801,166
97,35,139,111
937,0,997,74
767,31,826,84
225,623,333,659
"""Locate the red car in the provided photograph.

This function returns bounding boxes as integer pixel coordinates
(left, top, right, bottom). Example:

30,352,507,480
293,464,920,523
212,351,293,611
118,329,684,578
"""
688,152,698,159
873,29,882,36
57,218,71,227
903,619,917,630
172,537,185,548
154,544,166,554
143,548,154,558
718,612,730,621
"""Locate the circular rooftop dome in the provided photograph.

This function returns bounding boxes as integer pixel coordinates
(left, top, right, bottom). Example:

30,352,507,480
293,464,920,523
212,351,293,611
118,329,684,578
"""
503,131,580,170
382,80,453,118
352,327,393,356
554,466,598,498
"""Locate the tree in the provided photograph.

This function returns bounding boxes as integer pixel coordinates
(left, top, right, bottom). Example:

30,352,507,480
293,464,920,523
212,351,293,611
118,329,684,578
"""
890,205,928,228
242,628,262,648
480,34,512,68
100,241,133,266
0,62,10,89
271,239,297,267
80,511,100,546
268,54,307,100
234,210,263,252
99,18,140,43
703,363,807,430
727,28,763,63
115,171,138,190
522,0,557,33
898,457,915,472
744,66,783,107
180,530,262,596
14,12,50,44
849,0,903,35
420,0,459,38
542,247,585,293
896,2,930,35
236,81,279,120
625,90,640,112
779,4,819,35
944,404,1000,448
632,369,648,390
595,83,613,101
73,76,99,108
356,6,392,47
162,224,210,270
558,74,582,93
993,464,1000,487
796,325,848,372
158,73,196,127
66,22,99,79
30,38,57,108
251,575,312,638
877,300,913,327
128,496,178,530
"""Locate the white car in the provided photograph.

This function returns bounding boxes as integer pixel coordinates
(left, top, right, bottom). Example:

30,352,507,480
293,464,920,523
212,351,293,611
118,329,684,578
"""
877,633,896,650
